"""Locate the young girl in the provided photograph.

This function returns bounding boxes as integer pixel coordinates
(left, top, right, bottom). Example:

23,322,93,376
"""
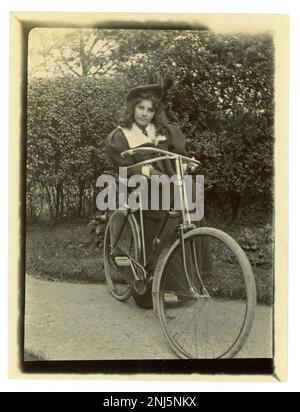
106,80,210,308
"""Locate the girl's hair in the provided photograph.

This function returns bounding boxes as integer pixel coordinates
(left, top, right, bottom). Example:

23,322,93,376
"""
117,92,169,130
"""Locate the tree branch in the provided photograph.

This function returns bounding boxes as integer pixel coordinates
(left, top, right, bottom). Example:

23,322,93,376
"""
94,40,117,58
88,36,105,55
58,49,81,77
93,60,118,77
80,32,89,76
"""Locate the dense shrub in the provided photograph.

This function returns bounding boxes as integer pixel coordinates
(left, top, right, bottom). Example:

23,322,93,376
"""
161,32,274,220
236,224,274,266
27,77,118,218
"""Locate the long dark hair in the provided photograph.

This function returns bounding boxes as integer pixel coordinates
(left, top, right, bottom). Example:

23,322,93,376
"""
117,92,169,131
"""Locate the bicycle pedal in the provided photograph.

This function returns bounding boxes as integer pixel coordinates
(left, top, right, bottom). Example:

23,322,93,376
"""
114,256,131,267
164,293,178,303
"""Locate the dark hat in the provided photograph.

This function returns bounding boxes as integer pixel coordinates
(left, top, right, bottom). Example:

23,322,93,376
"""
126,76,173,103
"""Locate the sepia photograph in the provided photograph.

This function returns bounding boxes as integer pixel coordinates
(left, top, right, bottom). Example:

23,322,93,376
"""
8,12,289,378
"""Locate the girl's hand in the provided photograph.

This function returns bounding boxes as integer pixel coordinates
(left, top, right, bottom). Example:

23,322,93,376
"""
142,165,162,178
187,157,201,174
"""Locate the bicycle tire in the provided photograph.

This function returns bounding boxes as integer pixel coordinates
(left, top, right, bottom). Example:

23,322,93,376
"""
104,210,141,301
153,227,257,359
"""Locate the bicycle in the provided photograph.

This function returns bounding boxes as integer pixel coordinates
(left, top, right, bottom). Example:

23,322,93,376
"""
103,147,257,359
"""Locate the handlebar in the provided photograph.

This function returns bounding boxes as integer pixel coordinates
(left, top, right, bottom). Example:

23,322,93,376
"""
121,147,201,167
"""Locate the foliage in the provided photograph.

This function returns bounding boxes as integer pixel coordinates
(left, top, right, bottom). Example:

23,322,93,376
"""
236,224,274,267
87,211,109,248
29,29,183,79
165,32,274,220
27,76,117,218
27,29,274,222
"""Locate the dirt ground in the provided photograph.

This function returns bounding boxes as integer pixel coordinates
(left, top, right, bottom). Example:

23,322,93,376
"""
24,275,273,360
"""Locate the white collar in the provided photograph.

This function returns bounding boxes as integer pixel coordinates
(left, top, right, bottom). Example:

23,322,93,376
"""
132,122,156,140
120,123,166,149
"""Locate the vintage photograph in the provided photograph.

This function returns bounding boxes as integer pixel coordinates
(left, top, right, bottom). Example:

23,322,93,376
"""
19,14,285,374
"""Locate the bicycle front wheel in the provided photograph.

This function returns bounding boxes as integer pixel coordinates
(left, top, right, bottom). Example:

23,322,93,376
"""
154,227,256,359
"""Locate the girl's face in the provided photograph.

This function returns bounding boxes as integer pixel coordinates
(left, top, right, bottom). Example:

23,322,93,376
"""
133,99,155,129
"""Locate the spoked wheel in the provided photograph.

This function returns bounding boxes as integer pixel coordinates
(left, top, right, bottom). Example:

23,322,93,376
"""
154,228,257,359
104,210,141,301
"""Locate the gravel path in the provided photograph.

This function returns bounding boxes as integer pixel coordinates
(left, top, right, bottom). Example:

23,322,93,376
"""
24,275,273,360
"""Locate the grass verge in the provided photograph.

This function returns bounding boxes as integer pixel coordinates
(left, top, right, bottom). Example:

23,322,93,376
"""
26,221,105,284
26,219,273,304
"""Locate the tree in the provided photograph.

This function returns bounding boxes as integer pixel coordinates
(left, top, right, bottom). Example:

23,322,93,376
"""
29,29,180,79
30,29,121,78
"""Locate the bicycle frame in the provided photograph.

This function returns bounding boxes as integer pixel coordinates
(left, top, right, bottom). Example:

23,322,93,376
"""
117,148,203,296
122,147,200,229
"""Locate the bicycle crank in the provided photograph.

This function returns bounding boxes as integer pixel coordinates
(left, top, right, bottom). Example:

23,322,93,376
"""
112,252,147,295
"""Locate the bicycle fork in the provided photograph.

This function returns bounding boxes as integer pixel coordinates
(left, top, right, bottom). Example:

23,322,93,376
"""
175,156,209,299
179,225,210,299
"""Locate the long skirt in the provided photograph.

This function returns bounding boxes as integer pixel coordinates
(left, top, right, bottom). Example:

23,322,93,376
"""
141,176,212,286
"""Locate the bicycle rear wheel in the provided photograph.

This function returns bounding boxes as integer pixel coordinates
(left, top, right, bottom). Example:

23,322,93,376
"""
104,210,141,301
154,227,256,359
